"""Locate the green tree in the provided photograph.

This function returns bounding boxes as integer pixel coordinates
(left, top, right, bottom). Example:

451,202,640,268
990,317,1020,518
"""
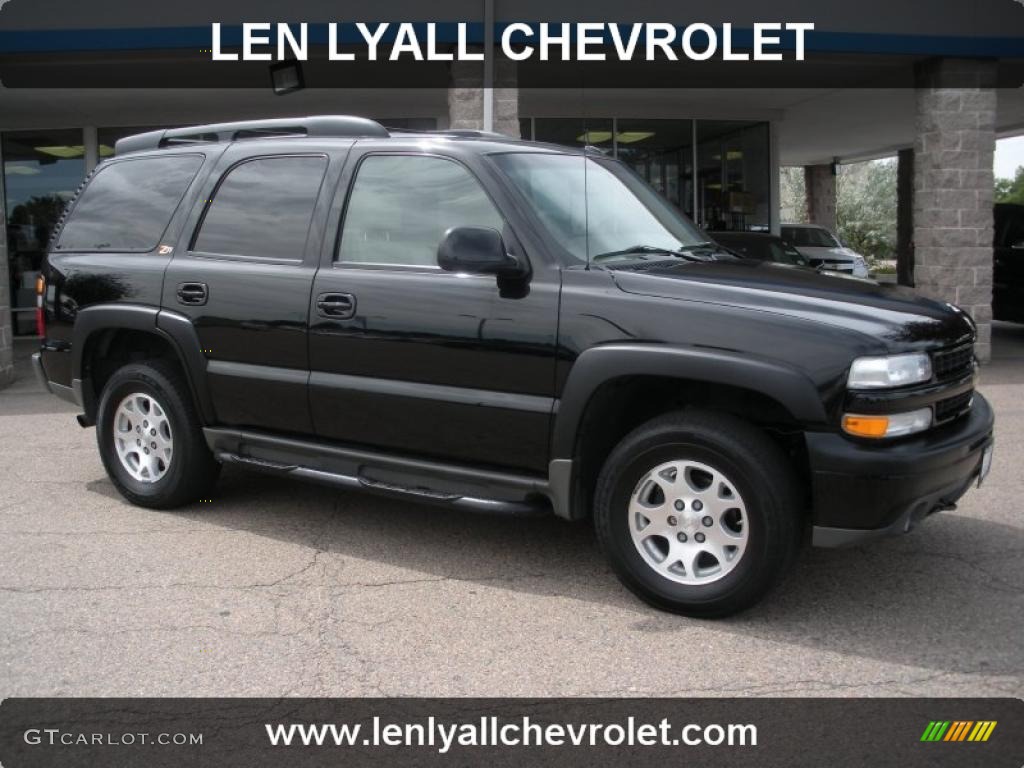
779,167,807,223
9,193,69,249
995,166,1024,205
779,160,897,259
836,159,897,260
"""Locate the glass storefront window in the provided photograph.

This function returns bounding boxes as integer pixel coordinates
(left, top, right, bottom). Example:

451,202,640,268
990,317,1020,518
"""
531,117,768,231
532,118,614,153
614,119,694,220
696,121,770,232
3,129,85,334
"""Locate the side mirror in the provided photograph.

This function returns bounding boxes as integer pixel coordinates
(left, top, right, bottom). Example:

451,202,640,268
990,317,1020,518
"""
437,226,527,278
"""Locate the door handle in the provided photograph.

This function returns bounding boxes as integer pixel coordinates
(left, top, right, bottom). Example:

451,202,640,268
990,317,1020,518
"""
176,282,208,306
316,292,356,319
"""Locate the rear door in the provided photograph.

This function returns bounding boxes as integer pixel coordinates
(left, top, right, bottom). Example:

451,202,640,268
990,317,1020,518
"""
163,141,347,434
307,146,560,473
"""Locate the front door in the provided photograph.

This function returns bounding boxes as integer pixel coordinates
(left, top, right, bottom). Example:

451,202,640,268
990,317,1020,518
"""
308,149,560,474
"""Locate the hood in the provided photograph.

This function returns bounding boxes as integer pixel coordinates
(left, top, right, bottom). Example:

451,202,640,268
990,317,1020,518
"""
607,259,974,349
796,245,861,261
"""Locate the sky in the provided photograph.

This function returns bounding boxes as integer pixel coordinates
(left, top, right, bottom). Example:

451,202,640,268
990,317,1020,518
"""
995,135,1024,179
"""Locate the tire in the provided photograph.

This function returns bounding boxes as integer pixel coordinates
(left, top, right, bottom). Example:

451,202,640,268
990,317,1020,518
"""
593,409,802,618
95,359,220,508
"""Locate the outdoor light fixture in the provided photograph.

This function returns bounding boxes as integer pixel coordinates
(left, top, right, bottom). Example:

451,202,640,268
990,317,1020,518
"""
270,60,305,95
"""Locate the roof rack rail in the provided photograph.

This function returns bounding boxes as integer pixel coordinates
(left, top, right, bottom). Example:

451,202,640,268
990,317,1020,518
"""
115,116,390,155
385,127,512,140
437,129,509,139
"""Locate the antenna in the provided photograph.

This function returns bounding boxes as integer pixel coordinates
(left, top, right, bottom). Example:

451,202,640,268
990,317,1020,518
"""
582,90,591,270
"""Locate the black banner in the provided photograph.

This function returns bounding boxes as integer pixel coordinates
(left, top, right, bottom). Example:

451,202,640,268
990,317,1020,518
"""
1,697,1022,767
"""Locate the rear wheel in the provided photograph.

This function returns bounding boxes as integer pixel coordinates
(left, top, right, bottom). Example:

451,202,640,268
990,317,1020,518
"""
594,409,802,617
96,360,219,508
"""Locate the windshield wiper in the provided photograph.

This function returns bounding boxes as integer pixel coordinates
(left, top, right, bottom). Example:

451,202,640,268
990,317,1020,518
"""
591,244,711,263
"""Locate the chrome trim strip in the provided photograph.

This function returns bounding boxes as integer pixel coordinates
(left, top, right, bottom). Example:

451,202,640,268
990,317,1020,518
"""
309,371,554,414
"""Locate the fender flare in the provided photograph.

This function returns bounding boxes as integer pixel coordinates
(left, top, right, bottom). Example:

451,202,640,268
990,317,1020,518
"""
550,343,828,461
71,304,215,424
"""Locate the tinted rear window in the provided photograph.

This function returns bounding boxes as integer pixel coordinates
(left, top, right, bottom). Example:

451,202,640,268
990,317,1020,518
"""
193,155,327,260
57,154,203,251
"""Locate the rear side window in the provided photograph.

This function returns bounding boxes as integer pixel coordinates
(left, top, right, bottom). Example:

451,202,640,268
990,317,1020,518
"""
57,154,203,251
193,155,327,260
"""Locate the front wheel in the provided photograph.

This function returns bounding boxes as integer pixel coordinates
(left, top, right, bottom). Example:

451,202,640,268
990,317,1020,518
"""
594,410,802,617
96,360,220,508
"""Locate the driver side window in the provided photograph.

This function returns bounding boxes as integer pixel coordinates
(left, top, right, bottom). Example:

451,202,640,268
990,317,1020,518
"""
337,155,504,267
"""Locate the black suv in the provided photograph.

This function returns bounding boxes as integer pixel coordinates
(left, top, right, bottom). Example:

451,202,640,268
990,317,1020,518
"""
33,116,994,617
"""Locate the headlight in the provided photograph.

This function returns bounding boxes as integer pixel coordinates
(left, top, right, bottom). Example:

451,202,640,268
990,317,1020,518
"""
847,353,932,389
842,408,932,439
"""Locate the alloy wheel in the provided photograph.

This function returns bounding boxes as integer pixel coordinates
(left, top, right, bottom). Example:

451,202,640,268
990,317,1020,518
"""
113,392,173,483
628,459,749,585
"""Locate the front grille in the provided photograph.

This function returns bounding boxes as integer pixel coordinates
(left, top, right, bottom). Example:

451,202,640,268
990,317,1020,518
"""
935,390,973,423
932,343,974,382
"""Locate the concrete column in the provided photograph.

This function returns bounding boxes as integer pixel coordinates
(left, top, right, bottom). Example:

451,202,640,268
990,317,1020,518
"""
769,121,781,235
492,58,520,138
0,138,13,388
448,57,485,132
83,126,100,174
447,55,519,137
913,58,998,363
804,163,837,232
896,148,914,286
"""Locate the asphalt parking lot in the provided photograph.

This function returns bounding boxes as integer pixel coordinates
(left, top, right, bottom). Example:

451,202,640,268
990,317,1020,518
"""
2,328,1022,699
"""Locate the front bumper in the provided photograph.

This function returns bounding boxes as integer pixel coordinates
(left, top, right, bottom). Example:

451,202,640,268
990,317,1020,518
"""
807,393,994,547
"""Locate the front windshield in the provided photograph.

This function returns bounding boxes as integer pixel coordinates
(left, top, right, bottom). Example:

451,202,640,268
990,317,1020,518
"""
491,152,706,264
770,241,809,266
786,227,840,248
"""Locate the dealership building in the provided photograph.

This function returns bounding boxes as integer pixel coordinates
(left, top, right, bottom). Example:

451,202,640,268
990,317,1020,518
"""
2,0,1023,386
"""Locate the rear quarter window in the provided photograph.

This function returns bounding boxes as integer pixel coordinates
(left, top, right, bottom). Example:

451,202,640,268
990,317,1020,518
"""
56,154,204,252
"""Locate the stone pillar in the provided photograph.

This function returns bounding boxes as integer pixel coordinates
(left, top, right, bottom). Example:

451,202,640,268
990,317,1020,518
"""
0,137,14,389
448,54,519,137
448,58,484,131
913,58,997,363
804,163,837,232
492,58,520,138
896,148,915,286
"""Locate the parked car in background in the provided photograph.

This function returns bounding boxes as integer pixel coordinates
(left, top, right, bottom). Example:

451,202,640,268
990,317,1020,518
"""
709,231,811,268
782,223,869,278
994,202,1024,323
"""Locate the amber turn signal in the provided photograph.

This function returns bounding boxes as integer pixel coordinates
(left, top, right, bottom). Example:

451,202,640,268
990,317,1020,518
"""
842,415,890,438
843,407,932,439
